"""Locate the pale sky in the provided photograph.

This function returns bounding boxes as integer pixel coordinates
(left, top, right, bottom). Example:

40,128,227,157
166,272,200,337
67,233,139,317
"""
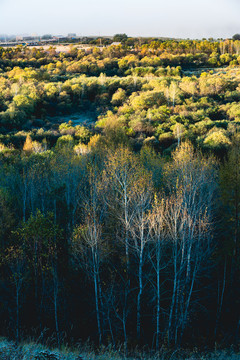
0,0,239,39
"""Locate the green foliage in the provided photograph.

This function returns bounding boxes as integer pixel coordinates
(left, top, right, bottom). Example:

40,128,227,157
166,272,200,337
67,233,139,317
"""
1,38,240,350
111,88,127,106
203,129,231,149
56,135,75,149
74,125,91,143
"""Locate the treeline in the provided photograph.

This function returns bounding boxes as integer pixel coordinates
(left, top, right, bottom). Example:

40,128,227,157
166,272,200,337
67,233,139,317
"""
0,137,240,350
1,39,240,73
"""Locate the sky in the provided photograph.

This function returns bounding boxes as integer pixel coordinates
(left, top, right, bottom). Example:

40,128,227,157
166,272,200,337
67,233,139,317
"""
0,0,239,39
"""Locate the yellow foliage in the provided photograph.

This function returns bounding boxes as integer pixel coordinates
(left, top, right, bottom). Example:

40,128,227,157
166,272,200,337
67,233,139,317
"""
23,134,33,153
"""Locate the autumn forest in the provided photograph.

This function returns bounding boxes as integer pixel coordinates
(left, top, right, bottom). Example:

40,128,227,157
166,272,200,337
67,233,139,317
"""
0,36,240,358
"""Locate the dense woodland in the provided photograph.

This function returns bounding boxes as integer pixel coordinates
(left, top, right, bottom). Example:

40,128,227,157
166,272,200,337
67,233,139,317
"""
0,37,240,354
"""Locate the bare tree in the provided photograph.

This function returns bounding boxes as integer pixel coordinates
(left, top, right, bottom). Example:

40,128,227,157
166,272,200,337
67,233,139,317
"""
164,142,217,345
103,147,146,347
104,147,143,266
148,195,167,349
72,163,105,345
130,176,152,341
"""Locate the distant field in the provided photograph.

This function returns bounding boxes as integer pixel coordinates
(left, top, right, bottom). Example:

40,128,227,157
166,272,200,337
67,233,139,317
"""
1,44,96,52
31,44,97,52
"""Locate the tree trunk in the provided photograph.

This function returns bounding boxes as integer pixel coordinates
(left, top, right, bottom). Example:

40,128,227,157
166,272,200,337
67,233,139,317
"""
16,285,19,344
156,244,161,350
92,248,102,345
53,270,60,348
137,249,143,340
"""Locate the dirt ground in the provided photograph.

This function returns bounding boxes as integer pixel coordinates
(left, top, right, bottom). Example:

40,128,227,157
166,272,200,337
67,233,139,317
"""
1,44,101,53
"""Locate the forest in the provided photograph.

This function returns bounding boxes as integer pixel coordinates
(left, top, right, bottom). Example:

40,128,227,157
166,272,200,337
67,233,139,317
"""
0,36,240,359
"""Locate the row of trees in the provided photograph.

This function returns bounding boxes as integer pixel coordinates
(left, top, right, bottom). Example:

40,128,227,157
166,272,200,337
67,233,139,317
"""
0,139,240,350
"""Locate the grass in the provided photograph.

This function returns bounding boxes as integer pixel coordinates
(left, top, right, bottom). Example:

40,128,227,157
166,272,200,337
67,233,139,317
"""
0,339,240,360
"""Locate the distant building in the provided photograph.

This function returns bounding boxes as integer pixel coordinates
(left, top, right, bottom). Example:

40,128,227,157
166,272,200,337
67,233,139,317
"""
16,36,23,41
23,36,39,41
68,33,77,38
42,34,52,40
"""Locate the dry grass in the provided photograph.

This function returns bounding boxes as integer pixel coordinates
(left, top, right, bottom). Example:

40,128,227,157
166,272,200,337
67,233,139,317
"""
0,339,240,360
